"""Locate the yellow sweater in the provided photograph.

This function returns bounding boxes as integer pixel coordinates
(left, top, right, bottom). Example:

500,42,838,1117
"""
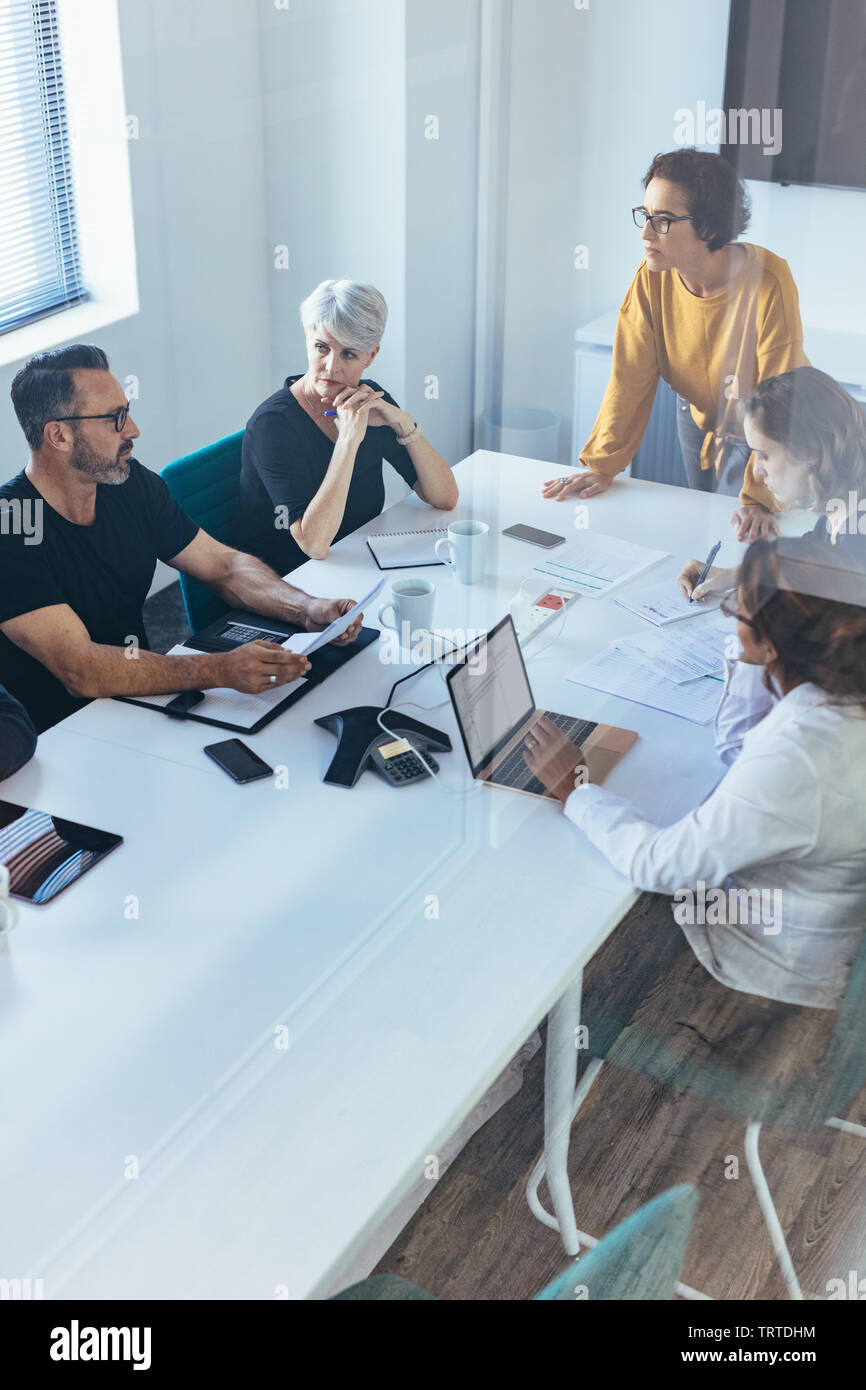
581,243,809,510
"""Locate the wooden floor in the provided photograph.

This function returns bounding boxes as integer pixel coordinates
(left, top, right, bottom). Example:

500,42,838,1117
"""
375,897,866,1302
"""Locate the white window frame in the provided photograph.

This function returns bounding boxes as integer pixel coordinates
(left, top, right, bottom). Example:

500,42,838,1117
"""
0,0,138,369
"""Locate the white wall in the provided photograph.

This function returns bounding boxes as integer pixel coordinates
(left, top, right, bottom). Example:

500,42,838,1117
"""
5,0,861,521
0,0,480,591
258,0,408,412
0,0,272,497
404,0,482,468
258,0,480,475
498,0,866,466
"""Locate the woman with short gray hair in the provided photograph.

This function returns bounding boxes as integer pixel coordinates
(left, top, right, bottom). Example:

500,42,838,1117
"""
240,279,457,571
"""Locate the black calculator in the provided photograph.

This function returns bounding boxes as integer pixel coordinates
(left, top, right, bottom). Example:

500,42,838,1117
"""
370,736,439,786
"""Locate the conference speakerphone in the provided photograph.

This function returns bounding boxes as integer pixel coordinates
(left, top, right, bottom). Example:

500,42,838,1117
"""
315,707,451,788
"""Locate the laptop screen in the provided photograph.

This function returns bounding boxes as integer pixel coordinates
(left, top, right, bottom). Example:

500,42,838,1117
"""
447,616,535,775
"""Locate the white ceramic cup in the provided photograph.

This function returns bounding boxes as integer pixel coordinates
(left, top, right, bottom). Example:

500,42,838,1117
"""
435,520,489,585
378,577,436,643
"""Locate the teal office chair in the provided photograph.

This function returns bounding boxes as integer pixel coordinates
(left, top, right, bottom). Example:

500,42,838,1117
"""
331,1184,698,1300
161,430,244,633
529,926,866,1301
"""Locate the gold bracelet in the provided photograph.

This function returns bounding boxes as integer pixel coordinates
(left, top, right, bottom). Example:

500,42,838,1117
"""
396,422,421,446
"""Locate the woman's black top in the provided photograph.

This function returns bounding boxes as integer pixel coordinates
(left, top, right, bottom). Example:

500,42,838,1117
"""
239,376,418,574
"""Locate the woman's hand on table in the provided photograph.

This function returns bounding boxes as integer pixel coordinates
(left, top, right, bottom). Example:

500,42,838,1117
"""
730,505,780,543
676,560,736,603
522,715,590,804
542,471,612,501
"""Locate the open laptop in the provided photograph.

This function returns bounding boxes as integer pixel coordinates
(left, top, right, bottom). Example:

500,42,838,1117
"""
446,614,637,800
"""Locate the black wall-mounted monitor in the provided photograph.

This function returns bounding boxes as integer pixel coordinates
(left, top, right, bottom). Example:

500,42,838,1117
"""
722,0,866,191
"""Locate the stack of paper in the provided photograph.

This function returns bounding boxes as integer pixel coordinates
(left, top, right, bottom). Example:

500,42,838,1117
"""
529,532,669,599
566,647,723,725
613,610,736,684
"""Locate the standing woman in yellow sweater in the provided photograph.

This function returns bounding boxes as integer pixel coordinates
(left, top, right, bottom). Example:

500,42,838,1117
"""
544,149,808,542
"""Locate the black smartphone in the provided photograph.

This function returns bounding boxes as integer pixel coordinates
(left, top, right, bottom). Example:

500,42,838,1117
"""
502,524,566,549
203,739,274,784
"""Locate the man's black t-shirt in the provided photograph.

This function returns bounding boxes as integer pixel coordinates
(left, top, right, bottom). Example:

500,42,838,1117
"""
240,376,419,574
0,461,199,732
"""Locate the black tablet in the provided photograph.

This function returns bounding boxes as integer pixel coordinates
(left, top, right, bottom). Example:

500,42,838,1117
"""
0,801,123,905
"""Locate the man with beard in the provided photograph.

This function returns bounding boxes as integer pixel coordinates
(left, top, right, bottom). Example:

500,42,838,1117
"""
0,345,365,732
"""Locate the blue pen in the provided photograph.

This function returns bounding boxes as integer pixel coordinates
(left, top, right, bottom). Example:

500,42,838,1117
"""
691,539,722,601
324,409,338,418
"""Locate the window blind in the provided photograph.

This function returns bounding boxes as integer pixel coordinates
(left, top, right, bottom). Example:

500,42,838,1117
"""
0,0,86,335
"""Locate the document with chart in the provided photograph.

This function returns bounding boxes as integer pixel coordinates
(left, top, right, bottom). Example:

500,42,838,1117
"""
529,532,669,598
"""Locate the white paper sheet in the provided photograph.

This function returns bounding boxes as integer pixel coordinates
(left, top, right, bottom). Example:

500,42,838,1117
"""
614,579,723,626
282,578,385,655
566,645,723,724
529,532,669,598
614,611,737,684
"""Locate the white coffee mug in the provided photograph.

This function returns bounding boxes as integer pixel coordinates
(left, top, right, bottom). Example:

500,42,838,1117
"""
0,864,18,951
435,520,489,585
378,577,436,643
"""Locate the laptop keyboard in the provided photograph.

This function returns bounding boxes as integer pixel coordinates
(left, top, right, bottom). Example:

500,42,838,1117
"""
489,712,598,796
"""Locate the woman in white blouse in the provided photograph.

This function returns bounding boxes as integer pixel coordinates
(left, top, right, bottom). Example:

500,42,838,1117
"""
523,535,866,1010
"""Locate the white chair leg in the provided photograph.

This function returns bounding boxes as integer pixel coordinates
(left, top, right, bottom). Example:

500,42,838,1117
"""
744,1120,803,1300
826,1116,866,1138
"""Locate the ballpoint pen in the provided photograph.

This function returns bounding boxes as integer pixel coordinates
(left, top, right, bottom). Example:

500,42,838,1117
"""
691,539,722,601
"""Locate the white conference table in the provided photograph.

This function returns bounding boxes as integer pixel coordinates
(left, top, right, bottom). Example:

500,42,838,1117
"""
0,451,810,1299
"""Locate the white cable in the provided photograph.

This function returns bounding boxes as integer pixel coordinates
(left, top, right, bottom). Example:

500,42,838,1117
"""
376,705,482,798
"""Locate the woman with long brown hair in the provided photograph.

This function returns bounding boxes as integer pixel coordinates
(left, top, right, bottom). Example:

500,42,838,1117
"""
679,365,866,602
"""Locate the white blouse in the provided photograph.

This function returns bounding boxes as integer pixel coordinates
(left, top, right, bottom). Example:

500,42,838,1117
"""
564,661,866,1008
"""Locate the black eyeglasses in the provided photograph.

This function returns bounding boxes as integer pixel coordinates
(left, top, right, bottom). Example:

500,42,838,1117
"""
720,592,757,629
632,206,693,235
55,403,130,433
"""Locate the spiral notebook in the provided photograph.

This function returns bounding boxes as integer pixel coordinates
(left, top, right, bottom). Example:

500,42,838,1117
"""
366,527,448,570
